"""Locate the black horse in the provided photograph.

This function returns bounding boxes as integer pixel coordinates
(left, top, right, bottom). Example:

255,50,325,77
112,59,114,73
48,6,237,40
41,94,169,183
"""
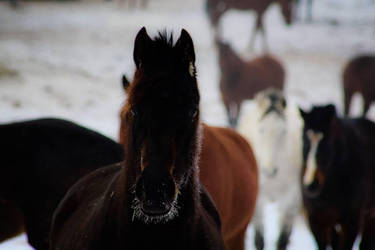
0,118,124,250
299,104,375,250
50,27,225,250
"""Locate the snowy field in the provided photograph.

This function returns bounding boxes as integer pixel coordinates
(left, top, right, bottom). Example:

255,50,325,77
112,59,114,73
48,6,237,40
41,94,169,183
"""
0,0,375,249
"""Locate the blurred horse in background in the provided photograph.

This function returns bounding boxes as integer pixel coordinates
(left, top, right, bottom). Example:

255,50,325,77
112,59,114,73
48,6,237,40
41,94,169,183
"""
300,104,375,250
238,89,303,250
119,33,258,250
119,0,148,8
206,0,294,50
0,118,124,250
216,40,285,128
343,54,375,117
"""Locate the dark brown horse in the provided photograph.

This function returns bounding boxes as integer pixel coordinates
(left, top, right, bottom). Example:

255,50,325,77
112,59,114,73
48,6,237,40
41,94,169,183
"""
119,39,258,250
0,118,124,250
343,54,375,117
300,104,375,250
51,28,233,250
206,0,293,50
217,40,285,128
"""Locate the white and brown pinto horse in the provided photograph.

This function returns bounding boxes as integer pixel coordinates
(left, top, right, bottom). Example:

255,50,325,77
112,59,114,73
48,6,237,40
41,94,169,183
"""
238,88,303,250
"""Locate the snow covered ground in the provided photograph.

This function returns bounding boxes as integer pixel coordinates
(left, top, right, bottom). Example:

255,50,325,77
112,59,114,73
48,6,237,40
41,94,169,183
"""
0,0,374,249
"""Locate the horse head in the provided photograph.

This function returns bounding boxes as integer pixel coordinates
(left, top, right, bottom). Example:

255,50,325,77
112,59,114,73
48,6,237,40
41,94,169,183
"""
299,104,337,197
215,40,240,67
205,0,227,27
254,88,287,178
120,27,200,224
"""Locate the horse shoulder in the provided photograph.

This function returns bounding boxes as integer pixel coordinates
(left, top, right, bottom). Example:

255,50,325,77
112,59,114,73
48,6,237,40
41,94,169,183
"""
50,163,122,250
200,124,258,232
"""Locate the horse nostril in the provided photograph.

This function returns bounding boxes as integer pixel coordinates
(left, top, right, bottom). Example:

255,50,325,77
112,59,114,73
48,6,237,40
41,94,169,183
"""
135,180,146,201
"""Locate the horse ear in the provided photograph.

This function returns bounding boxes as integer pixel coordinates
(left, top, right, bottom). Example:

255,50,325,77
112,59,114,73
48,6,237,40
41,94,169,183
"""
324,104,337,121
176,29,195,64
122,74,130,91
133,27,152,69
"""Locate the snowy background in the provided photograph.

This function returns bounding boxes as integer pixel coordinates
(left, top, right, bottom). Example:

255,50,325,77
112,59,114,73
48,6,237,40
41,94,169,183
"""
0,0,375,249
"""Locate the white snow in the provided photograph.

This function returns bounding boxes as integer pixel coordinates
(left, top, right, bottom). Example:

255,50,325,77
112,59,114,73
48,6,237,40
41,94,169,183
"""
0,0,374,249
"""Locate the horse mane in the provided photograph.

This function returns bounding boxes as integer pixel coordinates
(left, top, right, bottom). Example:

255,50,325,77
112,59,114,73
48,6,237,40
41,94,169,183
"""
153,30,175,49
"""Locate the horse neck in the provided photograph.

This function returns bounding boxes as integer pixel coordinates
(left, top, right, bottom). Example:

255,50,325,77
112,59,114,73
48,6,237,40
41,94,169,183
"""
218,47,243,77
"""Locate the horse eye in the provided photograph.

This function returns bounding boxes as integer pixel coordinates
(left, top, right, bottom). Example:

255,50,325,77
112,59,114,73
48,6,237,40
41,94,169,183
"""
130,109,137,117
190,109,198,120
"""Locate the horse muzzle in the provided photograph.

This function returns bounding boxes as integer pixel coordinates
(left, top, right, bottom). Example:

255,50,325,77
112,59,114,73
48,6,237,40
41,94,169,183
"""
141,200,172,216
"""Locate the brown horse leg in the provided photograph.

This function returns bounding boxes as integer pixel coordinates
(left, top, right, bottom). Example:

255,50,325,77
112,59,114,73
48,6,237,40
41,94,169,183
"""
249,15,261,51
225,229,247,250
343,89,353,117
259,20,268,52
306,0,313,22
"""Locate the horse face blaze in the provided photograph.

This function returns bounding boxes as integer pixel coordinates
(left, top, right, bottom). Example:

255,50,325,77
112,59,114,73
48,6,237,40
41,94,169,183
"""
257,112,286,177
303,130,323,187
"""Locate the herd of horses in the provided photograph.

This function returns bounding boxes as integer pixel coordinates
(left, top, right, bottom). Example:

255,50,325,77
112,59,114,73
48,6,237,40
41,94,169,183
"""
2,0,375,249
0,24,373,250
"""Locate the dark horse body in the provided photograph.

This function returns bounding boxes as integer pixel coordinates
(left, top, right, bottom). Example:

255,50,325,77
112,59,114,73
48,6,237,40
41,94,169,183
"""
206,0,293,49
217,41,284,128
51,28,246,250
0,118,124,249
300,104,375,250
343,54,375,117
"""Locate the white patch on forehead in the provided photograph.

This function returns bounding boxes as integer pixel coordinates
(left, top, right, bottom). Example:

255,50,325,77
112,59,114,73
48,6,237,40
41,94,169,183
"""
303,130,323,186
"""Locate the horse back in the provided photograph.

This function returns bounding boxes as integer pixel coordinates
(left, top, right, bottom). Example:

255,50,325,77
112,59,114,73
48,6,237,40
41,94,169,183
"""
51,163,123,250
0,118,123,197
248,55,285,89
343,55,375,94
199,124,258,239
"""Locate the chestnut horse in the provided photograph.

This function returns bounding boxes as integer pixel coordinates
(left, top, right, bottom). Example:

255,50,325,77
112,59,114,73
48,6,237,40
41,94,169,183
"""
343,54,375,117
206,0,293,50
300,104,375,250
0,118,124,250
217,40,285,128
51,28,257,250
